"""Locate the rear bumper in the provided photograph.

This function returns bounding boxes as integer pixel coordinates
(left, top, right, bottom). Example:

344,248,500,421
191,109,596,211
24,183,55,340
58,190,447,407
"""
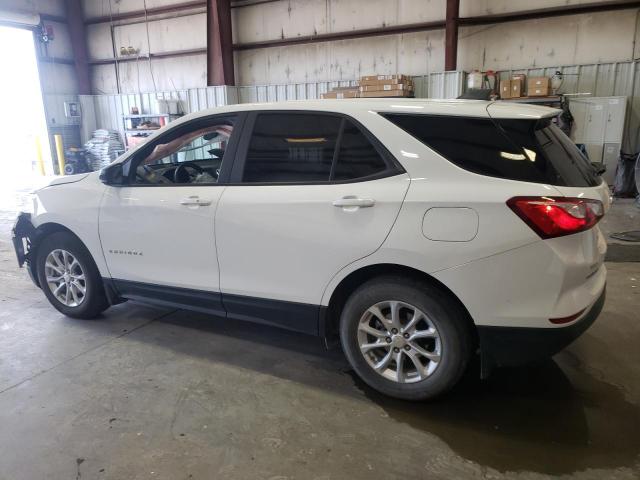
478,285,605,374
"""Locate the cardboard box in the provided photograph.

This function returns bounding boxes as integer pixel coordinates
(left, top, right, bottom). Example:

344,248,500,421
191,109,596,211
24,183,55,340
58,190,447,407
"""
359,83,413,92
511,74,526,95
511,78,522,98
528,86,550,97
500,80,511,99
359,75,412,86
321,89,359,99
528,77,550,88
360,90,413,98
527,77,550,96
360,74,407,82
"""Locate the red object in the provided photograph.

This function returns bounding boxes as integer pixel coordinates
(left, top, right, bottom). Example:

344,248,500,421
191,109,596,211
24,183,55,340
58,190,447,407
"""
507,196,604,239
549,308,587,324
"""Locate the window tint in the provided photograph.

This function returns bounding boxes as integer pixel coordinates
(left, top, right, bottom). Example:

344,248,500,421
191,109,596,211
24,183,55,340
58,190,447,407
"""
383,114,599,187
332,120,388,181
243,113,341,183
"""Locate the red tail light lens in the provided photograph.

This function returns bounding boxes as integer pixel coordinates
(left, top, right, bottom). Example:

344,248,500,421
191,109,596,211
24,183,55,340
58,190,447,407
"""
507,196,604,239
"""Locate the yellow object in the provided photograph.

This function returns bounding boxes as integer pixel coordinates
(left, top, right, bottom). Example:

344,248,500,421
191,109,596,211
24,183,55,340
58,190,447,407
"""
54,134,65,175
35,136,46,176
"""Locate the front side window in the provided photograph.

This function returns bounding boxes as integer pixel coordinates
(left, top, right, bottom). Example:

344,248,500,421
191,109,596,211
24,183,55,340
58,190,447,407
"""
132,116,236,185
382,113,599,187
241,113,393,183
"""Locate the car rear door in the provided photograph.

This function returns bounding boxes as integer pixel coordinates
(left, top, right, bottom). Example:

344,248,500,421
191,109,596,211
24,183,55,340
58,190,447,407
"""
215,111,410,334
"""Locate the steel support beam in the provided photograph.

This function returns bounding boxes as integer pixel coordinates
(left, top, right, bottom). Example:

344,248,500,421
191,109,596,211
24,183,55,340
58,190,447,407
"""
459,0,640,26
84,1,206,25
64,0,91,94
89,48,207,65
444,0,459,71
233,20,445,51
230,0,640,52
207,0,234,86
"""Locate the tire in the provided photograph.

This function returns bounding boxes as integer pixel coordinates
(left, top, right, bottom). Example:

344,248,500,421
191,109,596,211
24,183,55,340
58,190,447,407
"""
340,276,473,401
36,231,109,319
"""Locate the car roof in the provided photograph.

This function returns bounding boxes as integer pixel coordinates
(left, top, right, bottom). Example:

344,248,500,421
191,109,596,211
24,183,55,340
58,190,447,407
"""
178,98,561,122
114,98,561,165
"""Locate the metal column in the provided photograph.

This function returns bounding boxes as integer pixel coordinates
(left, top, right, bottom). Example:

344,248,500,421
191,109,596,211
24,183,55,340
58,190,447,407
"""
207,0,235,86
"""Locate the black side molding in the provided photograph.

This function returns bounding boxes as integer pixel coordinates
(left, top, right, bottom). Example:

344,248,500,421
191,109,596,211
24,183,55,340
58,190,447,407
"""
223,293,320,335
109,278,322,336
112,279,226,316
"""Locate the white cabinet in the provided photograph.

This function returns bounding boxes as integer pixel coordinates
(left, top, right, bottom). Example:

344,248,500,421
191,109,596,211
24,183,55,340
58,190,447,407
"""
584,102,606,143
570,96,627,158
604,98,626,143
602,143,621,185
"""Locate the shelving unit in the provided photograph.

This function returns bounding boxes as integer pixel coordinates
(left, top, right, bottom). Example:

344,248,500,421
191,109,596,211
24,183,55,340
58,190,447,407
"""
122,112,183,149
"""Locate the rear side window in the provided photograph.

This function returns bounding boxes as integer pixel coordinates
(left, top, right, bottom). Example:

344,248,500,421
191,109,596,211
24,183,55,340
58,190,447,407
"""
242,113,394,183
333,120,388,181
382,114,599,187
243,113,340,183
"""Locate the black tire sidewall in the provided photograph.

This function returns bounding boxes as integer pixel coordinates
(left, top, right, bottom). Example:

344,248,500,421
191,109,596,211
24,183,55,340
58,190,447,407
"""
36,232,107,319
340,277,471,401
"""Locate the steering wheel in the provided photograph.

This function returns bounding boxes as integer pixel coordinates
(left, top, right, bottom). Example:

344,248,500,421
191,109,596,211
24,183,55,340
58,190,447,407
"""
140,164,172,184
174,162,204,184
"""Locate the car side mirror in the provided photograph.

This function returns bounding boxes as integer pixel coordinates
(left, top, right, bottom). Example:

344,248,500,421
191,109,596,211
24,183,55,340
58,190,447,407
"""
591,162,606,176
99,162,126,186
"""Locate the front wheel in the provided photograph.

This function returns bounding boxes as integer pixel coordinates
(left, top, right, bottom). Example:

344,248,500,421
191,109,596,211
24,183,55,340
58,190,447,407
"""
340,277,473,401
36,231,109,319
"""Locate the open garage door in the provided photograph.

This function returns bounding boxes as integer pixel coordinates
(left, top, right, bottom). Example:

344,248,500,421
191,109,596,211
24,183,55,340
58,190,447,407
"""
0,23,52,210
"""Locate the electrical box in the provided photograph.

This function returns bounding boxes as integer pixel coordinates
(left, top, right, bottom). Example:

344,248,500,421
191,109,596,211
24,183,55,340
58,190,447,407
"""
64,101,81,118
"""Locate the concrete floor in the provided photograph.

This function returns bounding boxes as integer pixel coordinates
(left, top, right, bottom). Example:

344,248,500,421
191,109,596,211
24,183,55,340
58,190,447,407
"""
0,204,639,480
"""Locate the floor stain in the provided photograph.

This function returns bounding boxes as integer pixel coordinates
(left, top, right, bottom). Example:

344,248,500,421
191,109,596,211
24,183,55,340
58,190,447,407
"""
347,359,640,475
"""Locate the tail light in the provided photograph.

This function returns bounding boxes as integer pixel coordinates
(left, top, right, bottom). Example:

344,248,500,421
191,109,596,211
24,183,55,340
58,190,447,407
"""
507,196,604,239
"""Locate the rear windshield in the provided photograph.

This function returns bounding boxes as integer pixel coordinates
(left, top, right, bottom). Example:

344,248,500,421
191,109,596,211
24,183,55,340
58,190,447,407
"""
382,113,600,187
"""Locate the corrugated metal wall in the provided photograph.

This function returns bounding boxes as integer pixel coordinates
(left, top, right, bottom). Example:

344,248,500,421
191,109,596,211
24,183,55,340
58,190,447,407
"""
67,62,640,153
498,62,640,152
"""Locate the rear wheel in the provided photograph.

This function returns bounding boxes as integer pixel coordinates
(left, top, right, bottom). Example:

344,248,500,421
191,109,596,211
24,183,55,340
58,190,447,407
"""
340,276,472,400
36,232,109,319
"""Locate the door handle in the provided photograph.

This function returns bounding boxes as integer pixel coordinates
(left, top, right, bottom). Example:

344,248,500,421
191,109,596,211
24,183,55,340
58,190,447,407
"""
332,196,375,208
180,196,212,206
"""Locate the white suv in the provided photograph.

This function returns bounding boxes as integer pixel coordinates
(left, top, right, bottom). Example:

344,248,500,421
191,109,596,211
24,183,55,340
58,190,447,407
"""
13,99,609,400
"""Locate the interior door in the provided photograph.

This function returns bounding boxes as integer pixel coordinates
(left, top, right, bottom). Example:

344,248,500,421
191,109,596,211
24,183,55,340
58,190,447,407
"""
99,114,242,313
215,111,409,334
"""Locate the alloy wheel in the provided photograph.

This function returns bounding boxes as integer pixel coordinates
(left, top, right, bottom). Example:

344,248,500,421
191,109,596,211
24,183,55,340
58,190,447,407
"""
44,249,86,307
357,300,442,383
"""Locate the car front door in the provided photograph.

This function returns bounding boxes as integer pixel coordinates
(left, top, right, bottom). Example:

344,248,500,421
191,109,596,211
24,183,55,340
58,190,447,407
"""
215,111,410,334
99,113,243,313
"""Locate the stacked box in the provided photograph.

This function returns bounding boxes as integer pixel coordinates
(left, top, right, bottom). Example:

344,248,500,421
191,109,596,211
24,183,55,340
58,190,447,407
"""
321,90,359,99
500,80,512,99
358,74,414,98
512,74,526,96
320,86,360,99
528,77,551,96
